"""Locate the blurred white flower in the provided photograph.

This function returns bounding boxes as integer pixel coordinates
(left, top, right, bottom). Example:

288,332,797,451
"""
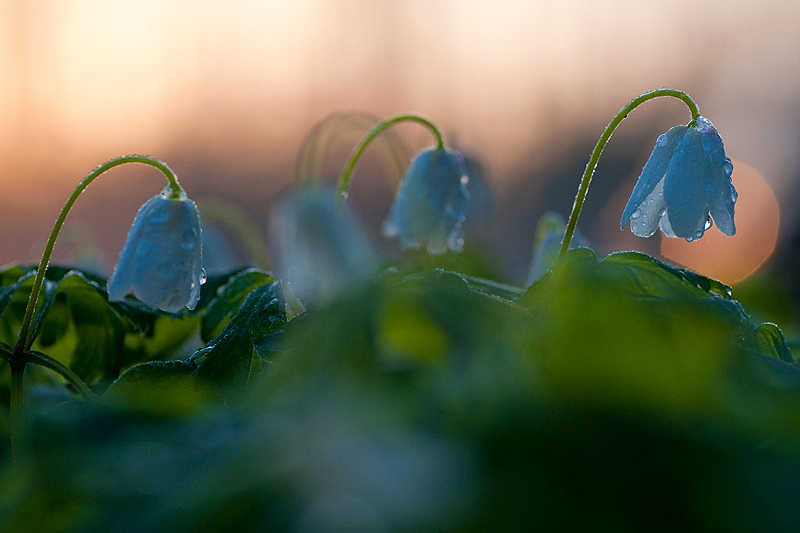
383,147,469,254
107,186,204,312
270,186,378,307
621,116,737,241
526,212,589,285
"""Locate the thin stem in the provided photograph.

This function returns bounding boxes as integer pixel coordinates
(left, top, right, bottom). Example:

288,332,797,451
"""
336,113,445,203
556,88,699,264
25,350,96,402
14,155,182,354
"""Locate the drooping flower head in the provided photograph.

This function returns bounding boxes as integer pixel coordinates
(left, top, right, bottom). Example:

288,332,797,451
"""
621,116,737,241
383,147,469,254
107,186,204,312
270,185,378,307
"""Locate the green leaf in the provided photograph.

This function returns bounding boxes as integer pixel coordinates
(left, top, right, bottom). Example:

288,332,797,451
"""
0,263,28,286
0,271,36,345
598,251,733,299
190,281,285,389
48,271,126,384
201,268,277,343
754,323,794,364
104,360,206,415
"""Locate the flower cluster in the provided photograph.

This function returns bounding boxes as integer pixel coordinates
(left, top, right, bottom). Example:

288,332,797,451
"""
621,116,737,241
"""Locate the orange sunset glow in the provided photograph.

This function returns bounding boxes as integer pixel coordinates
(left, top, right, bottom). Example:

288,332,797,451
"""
660,161,780,285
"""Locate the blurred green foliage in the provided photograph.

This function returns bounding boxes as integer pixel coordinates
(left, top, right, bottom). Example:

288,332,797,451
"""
1,249,800,531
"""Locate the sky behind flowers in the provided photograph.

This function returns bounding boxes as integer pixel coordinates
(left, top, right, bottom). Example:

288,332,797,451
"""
0,0,798,283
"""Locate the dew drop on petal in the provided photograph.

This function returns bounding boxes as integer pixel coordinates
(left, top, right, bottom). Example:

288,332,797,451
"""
656,134,668,147
722,159,733,177
658,207,666,217
631,209,641,220
200,268,207,285
704,217,713,230
460,175,469,186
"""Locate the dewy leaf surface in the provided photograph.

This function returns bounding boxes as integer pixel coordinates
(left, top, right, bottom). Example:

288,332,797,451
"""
754,323,795,364
599,251,733,299
190,280,285,388
201,268,277,343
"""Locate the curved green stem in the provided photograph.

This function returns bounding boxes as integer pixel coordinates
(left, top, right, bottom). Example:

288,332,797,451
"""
25,350,96,401
14,155,182,354
295,112,409,185
556,89,699,264
336,113,445,203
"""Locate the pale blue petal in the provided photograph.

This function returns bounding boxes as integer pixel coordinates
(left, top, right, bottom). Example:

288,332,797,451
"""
658,211,677,238
628,177,666,237
695,117,737,236
705,160,737,236
270,186,377,306
383,147,468,254
107,188,203,312
663,128,712,240
621,125,686,229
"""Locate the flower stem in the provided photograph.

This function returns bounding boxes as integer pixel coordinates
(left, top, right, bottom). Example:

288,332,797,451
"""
336,113,445,203
14,155,182,354
556,89,699,265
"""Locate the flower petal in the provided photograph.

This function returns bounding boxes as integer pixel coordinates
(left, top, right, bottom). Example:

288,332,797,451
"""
695,117,737,236
663,128,713,240
107,187,203,312
270,186,377,306
621,125,686,230
383,147,468,254
628,177,666,237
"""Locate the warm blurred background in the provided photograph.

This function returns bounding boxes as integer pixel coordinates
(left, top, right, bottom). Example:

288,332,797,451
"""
1,0,799,287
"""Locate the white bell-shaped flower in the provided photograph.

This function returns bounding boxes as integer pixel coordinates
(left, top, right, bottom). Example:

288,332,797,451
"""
621,116,737,241
383,147,469,254
107,186,204,312
270,185,378,307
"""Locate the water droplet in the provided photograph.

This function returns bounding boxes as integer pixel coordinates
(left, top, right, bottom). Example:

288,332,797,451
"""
200,268,207,285
722,159,733,177
656,134,668,147
658,208,666,217
460,175,469,185
340,191,349,201
631,210,641,220
704,217,713,230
